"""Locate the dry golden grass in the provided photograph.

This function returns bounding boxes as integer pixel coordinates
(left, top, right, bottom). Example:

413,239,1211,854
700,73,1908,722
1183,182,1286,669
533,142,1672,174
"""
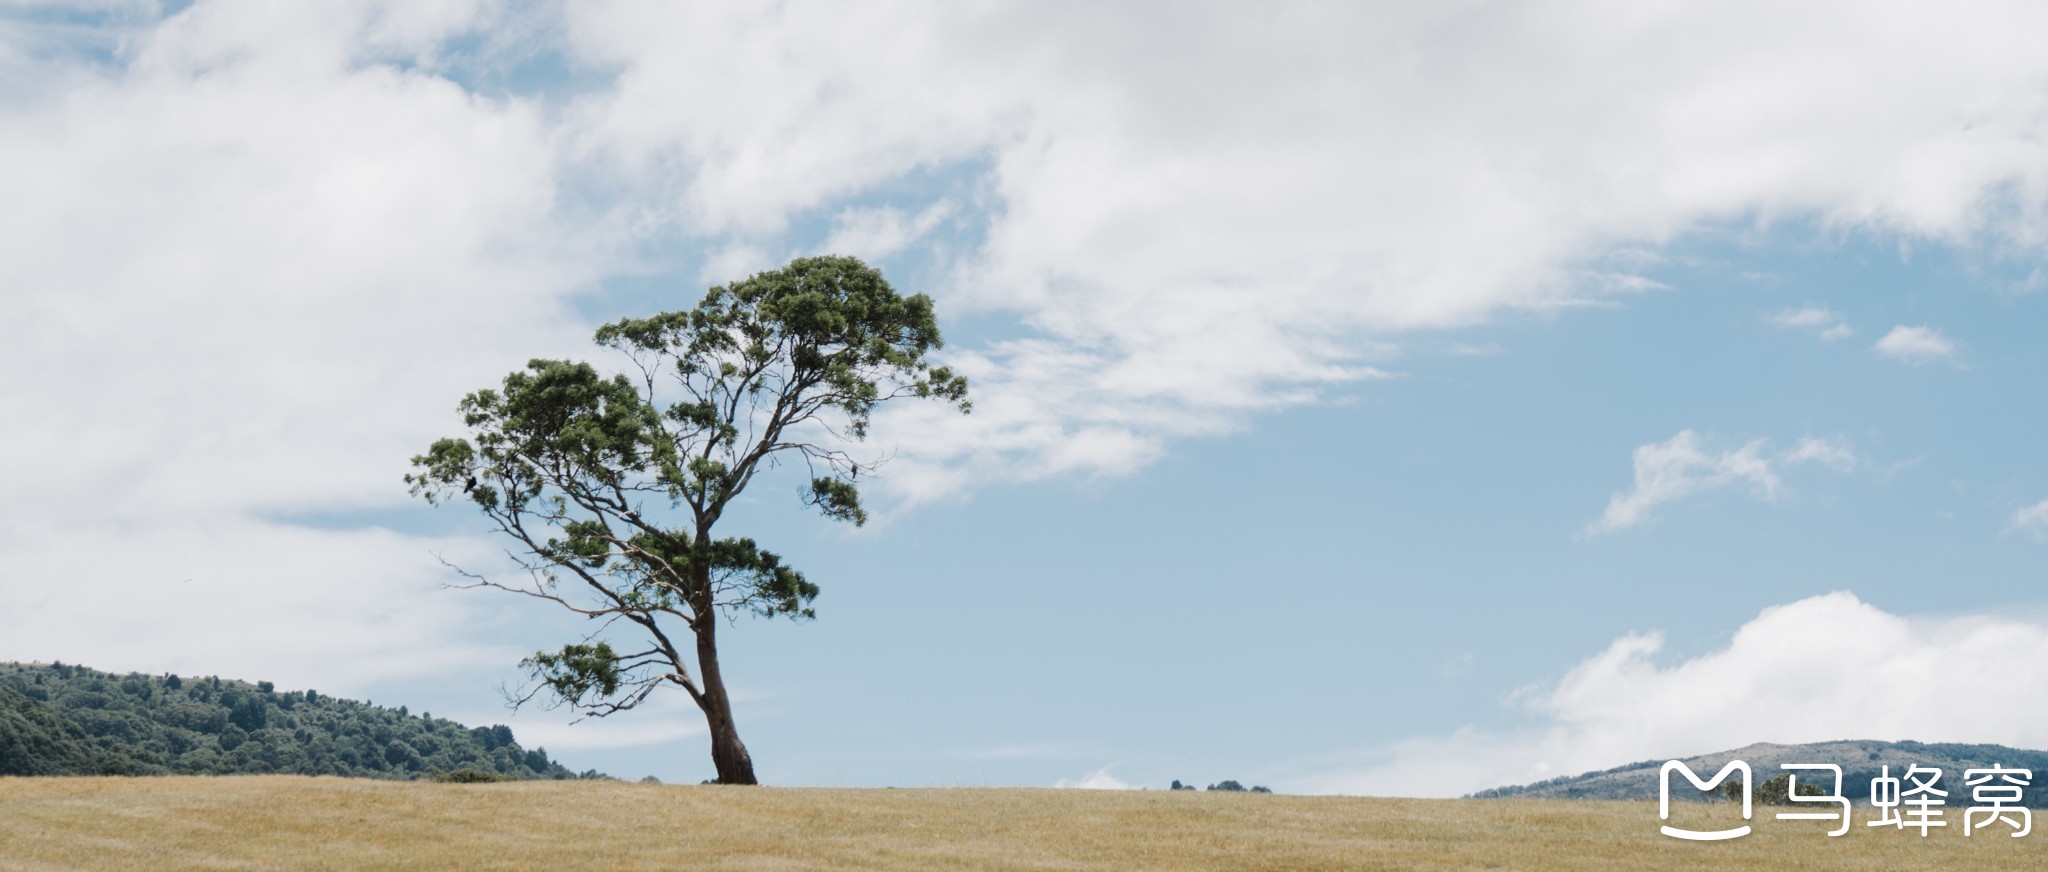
1,776,2043,870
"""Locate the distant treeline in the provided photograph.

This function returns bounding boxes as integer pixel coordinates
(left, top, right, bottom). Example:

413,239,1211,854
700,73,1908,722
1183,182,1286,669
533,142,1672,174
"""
1170,779,1272,793
0,661,604,780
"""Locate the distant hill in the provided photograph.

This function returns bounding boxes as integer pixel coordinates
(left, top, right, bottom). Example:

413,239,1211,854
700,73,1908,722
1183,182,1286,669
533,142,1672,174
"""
1472,740,2048,807
0,661,603,780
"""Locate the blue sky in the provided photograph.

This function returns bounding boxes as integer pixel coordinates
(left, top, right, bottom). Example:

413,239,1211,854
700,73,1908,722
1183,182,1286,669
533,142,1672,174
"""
4,2,2048,796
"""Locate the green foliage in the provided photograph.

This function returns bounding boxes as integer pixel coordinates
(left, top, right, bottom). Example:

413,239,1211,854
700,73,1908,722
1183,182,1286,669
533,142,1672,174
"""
0,662,603,781
803,476,867,526
0,683,158,776
701,537,819,619
523,643,622,708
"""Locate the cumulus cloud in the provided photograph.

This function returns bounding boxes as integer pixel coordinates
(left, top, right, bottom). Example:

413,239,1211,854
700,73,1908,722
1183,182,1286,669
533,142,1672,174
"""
1873,325,1959,363
555,1,2048,499
2010,499,2048,539
1587,431,1855,534
1764,305,1852,341
10,2,2047,516
0,1,599,692
1297,592,2048,798
1054,767,1139,790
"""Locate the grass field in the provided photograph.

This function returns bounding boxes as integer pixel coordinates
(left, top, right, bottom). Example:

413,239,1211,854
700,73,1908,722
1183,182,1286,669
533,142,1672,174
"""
1,777,2043,870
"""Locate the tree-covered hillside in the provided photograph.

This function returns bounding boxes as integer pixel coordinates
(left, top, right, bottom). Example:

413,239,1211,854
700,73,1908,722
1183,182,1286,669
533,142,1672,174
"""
0,681,155,776
0,662,601,780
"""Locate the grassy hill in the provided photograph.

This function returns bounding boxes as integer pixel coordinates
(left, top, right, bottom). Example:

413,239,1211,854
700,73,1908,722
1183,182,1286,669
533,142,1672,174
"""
1,777,2038,870
0,661,598,780
1473,740,2048,806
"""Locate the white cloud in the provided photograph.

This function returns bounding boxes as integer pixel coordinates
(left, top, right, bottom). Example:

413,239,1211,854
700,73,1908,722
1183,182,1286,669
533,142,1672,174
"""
2,4,593,519
1767,306,1837,329
9,3,2046,518
0,515,517,697
0,2,600,692
1765,305,1852,341
1054,766,1139,790
2010,499,2048,539
822,201,956,261
695,241,776,287
1587,431,1855,534
1781,436,1858,471
1873,325,1959,363
553,2,2048,498
1297,592,2048,797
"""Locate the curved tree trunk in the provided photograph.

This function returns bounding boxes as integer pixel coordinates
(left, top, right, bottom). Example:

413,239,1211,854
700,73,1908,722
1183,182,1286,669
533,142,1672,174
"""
692,598,758,785
705,705,756,785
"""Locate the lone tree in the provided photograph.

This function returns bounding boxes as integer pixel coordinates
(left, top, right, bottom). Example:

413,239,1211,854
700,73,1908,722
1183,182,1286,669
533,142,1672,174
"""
406,256,969,785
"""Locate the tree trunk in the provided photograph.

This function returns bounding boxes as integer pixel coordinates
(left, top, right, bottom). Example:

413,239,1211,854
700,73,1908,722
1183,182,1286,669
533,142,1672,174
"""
692,596,758,785
704,702,756,785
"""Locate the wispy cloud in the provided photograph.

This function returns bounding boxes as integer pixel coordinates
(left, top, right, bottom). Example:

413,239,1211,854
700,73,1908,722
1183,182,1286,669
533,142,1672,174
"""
1873,325,1958,363
1587,431,1855,535
1764,305,1852,341
823,200,956,261
2010,499,2048,539
1294,592,2048,797
1781,436,1858,471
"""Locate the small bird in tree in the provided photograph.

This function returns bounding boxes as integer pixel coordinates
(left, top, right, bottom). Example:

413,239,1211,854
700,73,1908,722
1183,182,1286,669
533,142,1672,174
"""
406,255,970,786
